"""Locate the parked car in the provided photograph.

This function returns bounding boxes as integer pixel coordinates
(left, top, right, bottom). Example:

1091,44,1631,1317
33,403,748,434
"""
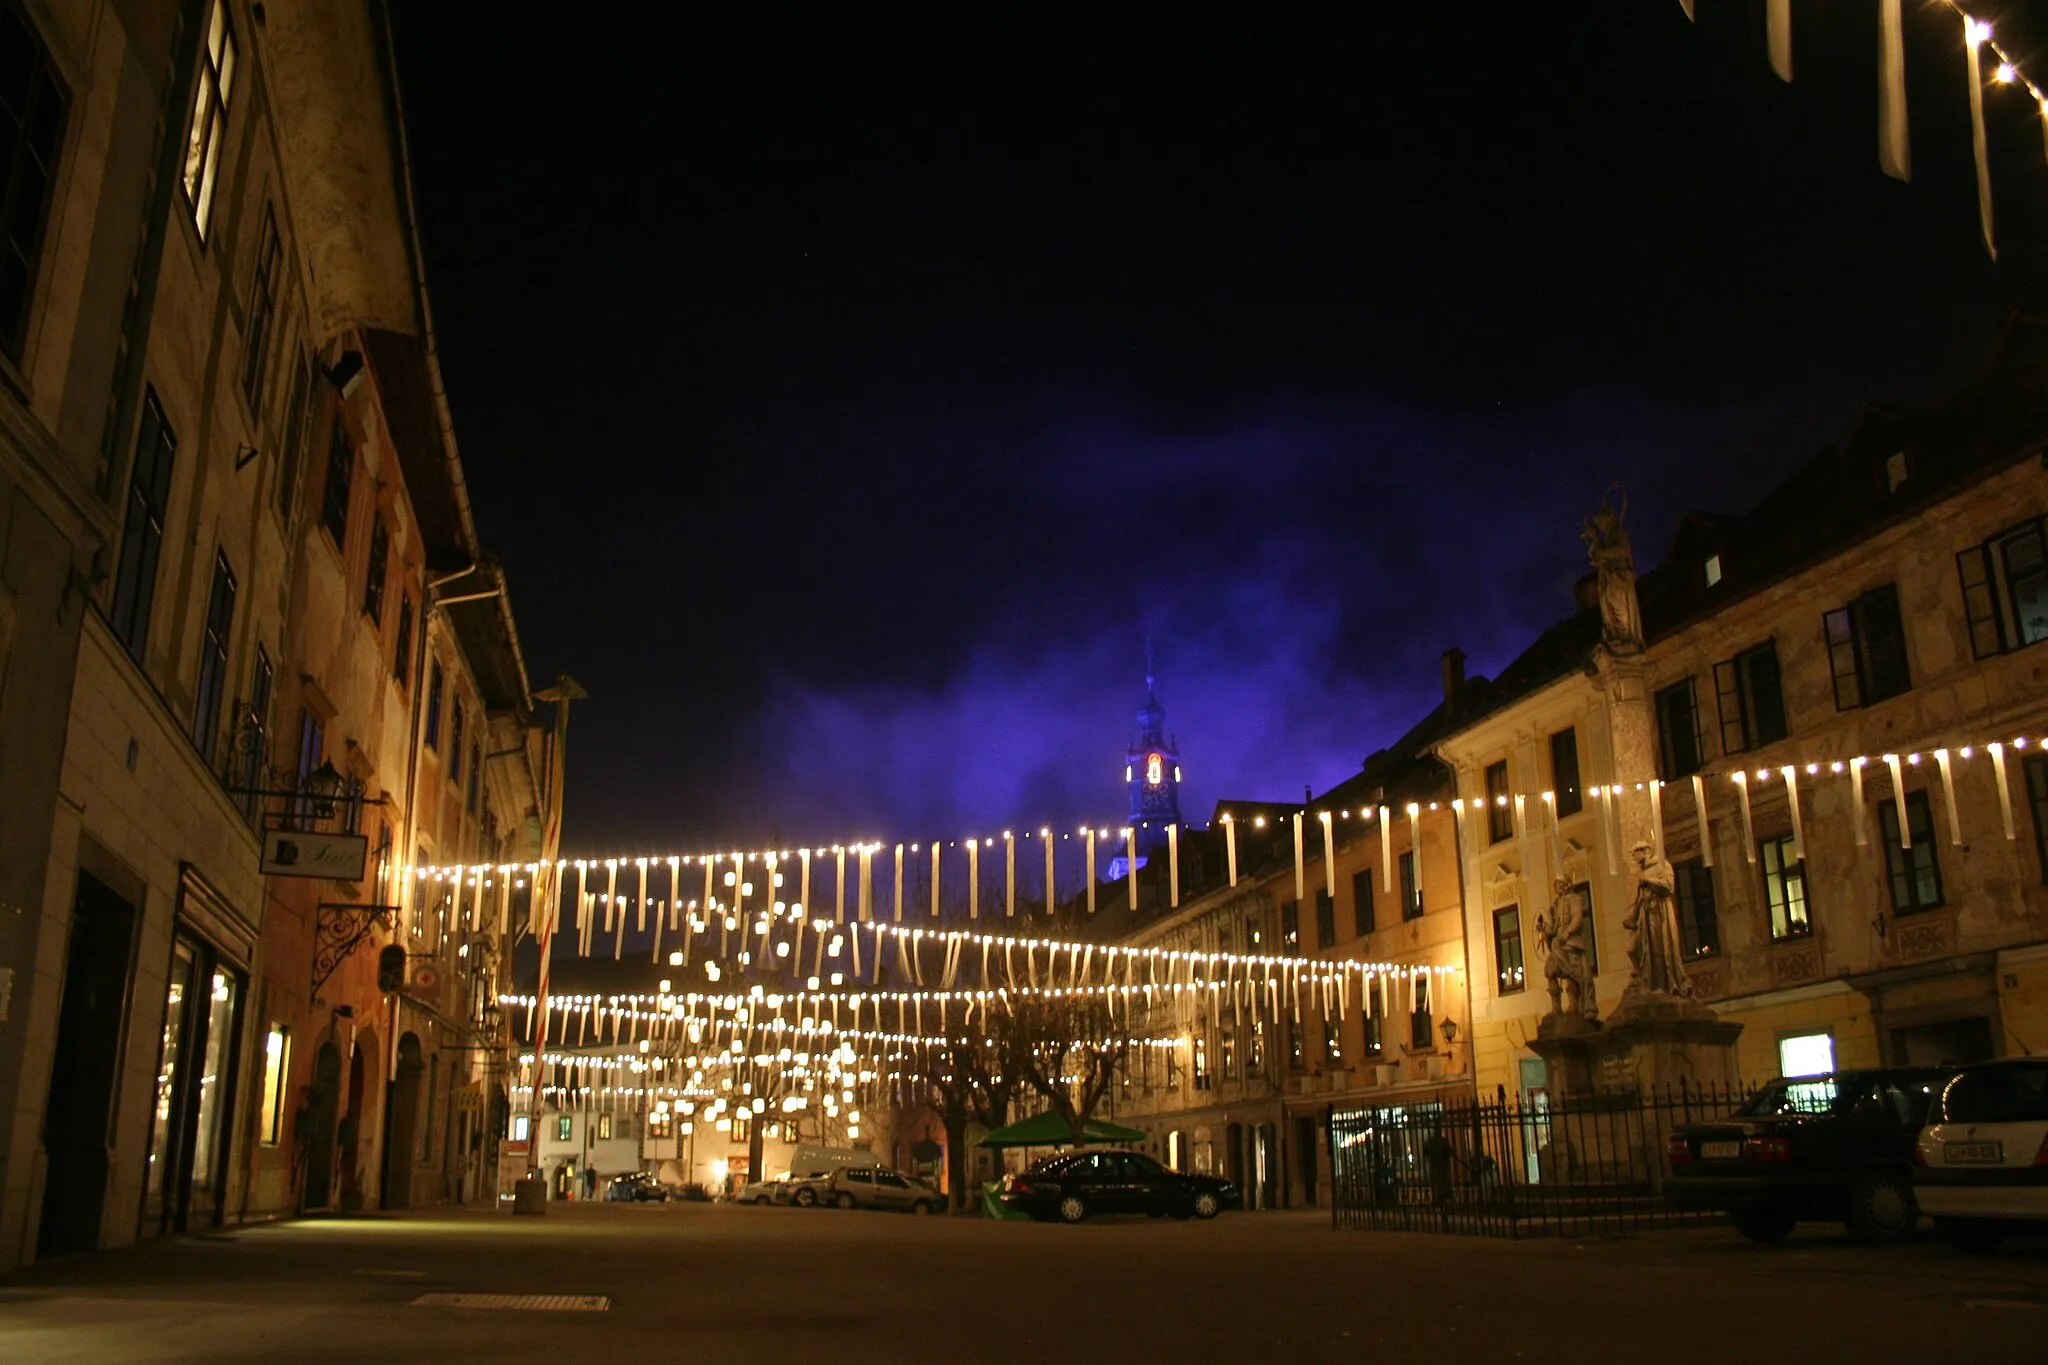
999,1148,1239,1223
1665,1068,1951,1243
810,1166,945,1214
735,1173,789,1205
1914,1058,2048,1252
605,1171,670,1203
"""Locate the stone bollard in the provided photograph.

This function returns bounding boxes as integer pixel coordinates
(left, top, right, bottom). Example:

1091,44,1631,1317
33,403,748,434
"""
512,1175,547,1216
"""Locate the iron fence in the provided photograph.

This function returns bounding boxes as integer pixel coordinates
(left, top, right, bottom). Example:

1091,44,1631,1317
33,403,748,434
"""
1331,1082,1757,1238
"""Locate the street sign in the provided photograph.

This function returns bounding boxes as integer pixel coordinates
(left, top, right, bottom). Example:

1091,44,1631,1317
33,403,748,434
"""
261,829,369,880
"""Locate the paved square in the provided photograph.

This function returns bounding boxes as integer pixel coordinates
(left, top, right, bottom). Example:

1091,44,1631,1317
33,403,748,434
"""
1,1204,2042,1363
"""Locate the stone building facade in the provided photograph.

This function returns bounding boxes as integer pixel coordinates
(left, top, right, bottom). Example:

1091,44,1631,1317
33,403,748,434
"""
0,0,550,1272
1097,754,1474,1210
1438,316,2048,1102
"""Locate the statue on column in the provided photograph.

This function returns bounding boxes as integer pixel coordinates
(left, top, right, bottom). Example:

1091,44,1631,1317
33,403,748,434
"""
1582,485,1644,656
1536,877,1597,1022
1621,842,1693,999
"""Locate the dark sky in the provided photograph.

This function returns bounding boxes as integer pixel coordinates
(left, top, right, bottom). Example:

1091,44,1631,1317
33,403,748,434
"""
391,2,2046,851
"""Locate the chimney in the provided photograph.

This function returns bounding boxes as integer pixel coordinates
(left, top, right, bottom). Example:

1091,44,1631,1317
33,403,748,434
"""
1441,647,1466,721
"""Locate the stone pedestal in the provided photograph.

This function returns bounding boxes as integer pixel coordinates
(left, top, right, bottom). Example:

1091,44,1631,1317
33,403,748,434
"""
1529,997,1742,1103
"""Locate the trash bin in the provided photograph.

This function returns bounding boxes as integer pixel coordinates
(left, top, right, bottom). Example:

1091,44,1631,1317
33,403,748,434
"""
513,1175,547,1216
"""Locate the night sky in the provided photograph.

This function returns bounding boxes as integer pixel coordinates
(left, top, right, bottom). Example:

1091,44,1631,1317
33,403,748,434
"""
391,2,2046,851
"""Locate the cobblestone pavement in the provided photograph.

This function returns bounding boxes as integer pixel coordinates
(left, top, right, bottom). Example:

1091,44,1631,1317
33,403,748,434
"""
2,1203,2044,1363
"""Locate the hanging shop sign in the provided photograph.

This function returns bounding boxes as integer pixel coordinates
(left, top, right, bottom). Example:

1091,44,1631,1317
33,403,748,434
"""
261,829,369,881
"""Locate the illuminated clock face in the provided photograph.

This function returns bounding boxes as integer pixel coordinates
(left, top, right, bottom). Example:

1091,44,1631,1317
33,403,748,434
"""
1145,753,1165,786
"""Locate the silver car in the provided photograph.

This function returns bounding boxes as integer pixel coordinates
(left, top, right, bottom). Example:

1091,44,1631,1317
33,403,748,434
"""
819,1166,944,1214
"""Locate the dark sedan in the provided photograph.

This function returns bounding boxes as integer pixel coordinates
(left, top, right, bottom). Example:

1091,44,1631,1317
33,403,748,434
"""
1665,1067,1951,1243
1000,1149,1238,1223
605,1171,670,1203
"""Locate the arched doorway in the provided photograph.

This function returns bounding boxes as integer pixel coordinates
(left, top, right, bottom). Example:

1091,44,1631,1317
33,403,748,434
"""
337,1026,377,1212
300,1041,342,1211
383,1033,424,1209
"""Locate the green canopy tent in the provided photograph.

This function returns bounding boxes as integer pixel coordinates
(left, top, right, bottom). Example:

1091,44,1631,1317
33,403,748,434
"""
977,1112,1148,1149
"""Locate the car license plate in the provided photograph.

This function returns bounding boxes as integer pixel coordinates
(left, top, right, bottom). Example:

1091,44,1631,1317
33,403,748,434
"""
1701,1140,1741,1160
1944,1141,2004,1164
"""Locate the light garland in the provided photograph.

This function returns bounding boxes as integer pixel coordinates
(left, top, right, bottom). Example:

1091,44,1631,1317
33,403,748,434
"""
1680,1,2048,259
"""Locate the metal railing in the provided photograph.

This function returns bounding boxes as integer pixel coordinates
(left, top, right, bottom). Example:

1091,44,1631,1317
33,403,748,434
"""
1331,1082,1757,1238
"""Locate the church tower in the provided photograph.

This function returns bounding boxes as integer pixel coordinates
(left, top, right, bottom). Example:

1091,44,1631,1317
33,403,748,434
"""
1125,642,1182,848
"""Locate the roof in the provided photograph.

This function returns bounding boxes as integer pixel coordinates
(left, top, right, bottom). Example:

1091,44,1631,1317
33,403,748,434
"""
1448,310,2048,734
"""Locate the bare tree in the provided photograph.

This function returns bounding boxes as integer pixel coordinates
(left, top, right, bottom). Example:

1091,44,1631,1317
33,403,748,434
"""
1007,991,1129,1143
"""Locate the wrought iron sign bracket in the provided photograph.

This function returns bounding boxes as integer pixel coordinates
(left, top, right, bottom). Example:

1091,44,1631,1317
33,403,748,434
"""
312,902,400,1002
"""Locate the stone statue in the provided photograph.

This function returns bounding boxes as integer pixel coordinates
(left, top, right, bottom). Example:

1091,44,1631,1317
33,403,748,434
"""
1536,877,1597,1021
1622,842,1693,999
1582,484,1644,655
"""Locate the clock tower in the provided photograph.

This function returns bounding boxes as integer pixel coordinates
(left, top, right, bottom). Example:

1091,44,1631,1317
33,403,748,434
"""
1125,643,1182,848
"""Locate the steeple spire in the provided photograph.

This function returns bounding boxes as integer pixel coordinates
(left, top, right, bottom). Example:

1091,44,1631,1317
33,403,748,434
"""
1127,637,1180,844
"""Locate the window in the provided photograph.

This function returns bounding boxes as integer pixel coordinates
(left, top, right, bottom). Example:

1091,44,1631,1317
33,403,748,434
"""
596,1113,613,1141
1959,520,2048,658
2027,756,2048,887
0,5,67,359
554,1114,572,1142
1313,891,1335,949
1361,1010,1382,1054
242,207,281,409
320,418,353,547
1655,678,1704,778
1778,1032,1834,1080
392,598,413,684
181,1,235,239
647,1110,672,1140
1884,451,1908,493
1493,906,1524,995
1166,1046,1182,1092
1485,761,1512,842
511,1115,530,1143
1221,1019,1238,1078
1760,834,1811,941
1399,850,1421,920
450,701,465,785
1824,584,1911,708
1350,869,1375,936
467,742,482,815
294,708,322,825
1323,1018,1343,1066
1240,914,1258,953
1703,553,1723,587
426,662,444,748
1287,1015,1304,1069
1878,792,1943,914
1713,641,1788,753
110,391,177,659
363,514,388,624
1409,973,1433,1051
191,551,236,761
1550,727,1582,816
1280,901,1300,954
244,645,273,794
1192,1035,1210,1090
1674,859,1718,959
257,1024,289,1145
276,354,310,518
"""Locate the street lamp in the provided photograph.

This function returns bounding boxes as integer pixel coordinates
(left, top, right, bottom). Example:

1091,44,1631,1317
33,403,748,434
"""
303,758,345,820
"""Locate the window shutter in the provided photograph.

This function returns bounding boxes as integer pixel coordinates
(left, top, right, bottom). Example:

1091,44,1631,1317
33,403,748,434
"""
1823,607,1861,709
1713,660,1744,755
1956,545,2003,659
